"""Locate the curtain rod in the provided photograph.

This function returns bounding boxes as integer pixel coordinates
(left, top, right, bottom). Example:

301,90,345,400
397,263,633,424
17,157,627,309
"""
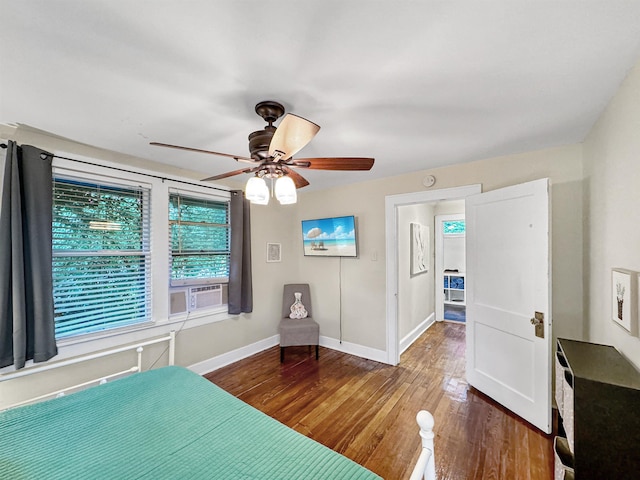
0,142,232,194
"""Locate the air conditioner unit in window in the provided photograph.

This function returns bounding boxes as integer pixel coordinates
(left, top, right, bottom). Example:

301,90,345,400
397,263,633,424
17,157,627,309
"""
169,289,188,315
190,284,222,310
169,285,226,316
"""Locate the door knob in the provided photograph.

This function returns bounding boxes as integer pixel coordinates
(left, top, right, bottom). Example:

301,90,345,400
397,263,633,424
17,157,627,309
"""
530,312,545,338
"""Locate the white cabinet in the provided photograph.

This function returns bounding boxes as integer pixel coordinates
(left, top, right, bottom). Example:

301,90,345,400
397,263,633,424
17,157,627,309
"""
443,272,465,305
443,272,466,322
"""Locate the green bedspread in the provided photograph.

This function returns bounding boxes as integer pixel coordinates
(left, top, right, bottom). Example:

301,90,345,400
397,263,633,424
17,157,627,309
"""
0,366,381,479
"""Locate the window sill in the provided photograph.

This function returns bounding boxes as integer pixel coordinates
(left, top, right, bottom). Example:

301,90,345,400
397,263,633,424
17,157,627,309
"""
52,306,233,364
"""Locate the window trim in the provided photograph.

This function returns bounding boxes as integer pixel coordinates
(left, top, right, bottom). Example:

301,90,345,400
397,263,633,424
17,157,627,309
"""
47,157,232,354
168,187,231,288
52,172,153,340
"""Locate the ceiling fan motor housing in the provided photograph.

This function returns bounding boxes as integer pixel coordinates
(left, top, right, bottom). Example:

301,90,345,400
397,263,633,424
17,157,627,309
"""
248,126,276,160
248,101,286,160
254,100,285,124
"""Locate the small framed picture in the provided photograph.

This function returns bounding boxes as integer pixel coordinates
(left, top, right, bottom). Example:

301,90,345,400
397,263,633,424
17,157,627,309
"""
266,242,281,263
611,268,638,335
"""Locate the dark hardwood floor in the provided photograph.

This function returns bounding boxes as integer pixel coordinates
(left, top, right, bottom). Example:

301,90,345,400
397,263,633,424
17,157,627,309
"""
205,322,554,480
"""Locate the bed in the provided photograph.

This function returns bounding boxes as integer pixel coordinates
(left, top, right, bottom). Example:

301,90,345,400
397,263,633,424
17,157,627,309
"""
0,366,383,479
1,332,436,480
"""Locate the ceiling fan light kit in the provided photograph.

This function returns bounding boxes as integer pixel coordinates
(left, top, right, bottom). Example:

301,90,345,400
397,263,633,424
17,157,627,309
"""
245,176,269,205
246,175,298,206
151,100,375,205
274,175,297,205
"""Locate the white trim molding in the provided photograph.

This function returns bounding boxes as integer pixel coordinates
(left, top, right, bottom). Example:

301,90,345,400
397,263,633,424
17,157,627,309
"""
188,335,280,375
319,336,388,364
385,184,482,365
400,312,435,355
189,334,389,375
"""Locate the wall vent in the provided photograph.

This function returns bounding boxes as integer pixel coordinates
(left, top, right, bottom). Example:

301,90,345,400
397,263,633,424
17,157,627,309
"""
170,289,188,315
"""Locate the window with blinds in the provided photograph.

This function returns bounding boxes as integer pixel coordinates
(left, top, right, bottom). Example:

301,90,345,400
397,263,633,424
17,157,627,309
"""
52,178,151,339
169,192,230,286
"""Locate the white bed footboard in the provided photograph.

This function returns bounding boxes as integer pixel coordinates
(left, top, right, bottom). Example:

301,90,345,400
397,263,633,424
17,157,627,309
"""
0,331,176,411
409,410,436,480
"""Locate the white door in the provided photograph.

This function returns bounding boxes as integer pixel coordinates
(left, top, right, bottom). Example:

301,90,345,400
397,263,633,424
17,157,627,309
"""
465,178,551,433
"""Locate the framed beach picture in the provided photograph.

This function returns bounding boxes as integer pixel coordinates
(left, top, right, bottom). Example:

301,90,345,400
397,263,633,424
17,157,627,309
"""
301,215,358,257
410,223,429,275
611,268,638,335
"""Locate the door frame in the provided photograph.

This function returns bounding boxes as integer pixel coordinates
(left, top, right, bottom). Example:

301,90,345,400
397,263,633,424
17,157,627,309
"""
435,213,466,322
385,184,481,365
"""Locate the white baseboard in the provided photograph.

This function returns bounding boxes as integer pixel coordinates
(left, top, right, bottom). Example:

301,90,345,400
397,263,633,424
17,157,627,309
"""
189,334,390,374
399,312,435,355
188,335,279,376
319,336,389,364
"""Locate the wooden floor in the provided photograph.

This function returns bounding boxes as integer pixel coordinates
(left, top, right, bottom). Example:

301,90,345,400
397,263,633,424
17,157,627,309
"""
205,322,554,480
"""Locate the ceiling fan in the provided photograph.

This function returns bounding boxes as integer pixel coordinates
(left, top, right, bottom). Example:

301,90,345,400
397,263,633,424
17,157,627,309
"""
150,101,374,204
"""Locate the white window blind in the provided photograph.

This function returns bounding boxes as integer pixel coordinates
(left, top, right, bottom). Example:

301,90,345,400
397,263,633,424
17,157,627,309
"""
169,192,230,286
52,177,151,339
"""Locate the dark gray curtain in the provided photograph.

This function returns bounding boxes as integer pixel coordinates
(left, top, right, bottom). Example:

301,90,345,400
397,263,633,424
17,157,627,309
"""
0,141,57,369
228,190,253,314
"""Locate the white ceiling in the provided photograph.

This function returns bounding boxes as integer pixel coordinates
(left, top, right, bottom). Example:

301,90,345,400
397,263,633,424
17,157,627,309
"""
2,1,640,191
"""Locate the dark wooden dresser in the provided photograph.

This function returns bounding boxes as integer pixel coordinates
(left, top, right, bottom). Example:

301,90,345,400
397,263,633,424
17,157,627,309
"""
555,338,640,480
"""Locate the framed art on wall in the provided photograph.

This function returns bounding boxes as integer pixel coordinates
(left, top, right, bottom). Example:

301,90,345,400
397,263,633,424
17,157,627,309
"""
410,222,429,275
266,243,281,263
301,215,358,257
611,268,638,335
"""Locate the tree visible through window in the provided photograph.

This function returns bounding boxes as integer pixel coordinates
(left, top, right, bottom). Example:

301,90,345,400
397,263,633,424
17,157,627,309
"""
52,178,151,338
443,220,465,235
169,193,230,286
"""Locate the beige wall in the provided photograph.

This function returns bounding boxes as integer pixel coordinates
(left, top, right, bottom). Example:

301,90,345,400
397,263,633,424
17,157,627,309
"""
293,185,387,350
583,59,640,368
5,56,639,407
397,203,435,340
296,143,584,351
1,114,585,405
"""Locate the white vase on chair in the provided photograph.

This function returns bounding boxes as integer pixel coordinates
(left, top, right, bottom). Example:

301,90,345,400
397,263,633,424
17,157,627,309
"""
289,292,308,319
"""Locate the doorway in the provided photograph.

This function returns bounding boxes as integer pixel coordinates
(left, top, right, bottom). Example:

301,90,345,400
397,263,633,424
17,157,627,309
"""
386,179,552,433
435,211,466,323
384,184,481,366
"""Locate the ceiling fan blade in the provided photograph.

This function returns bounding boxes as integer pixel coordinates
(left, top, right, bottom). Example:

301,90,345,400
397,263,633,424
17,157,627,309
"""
201,166,260,182
150,142,255,163
268,114,320,161
289,157,374,171
282,166,310,189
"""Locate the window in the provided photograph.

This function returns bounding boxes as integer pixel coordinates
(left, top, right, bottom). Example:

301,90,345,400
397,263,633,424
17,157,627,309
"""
52,177,151,339
443,220,465,235
169,192,230,286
